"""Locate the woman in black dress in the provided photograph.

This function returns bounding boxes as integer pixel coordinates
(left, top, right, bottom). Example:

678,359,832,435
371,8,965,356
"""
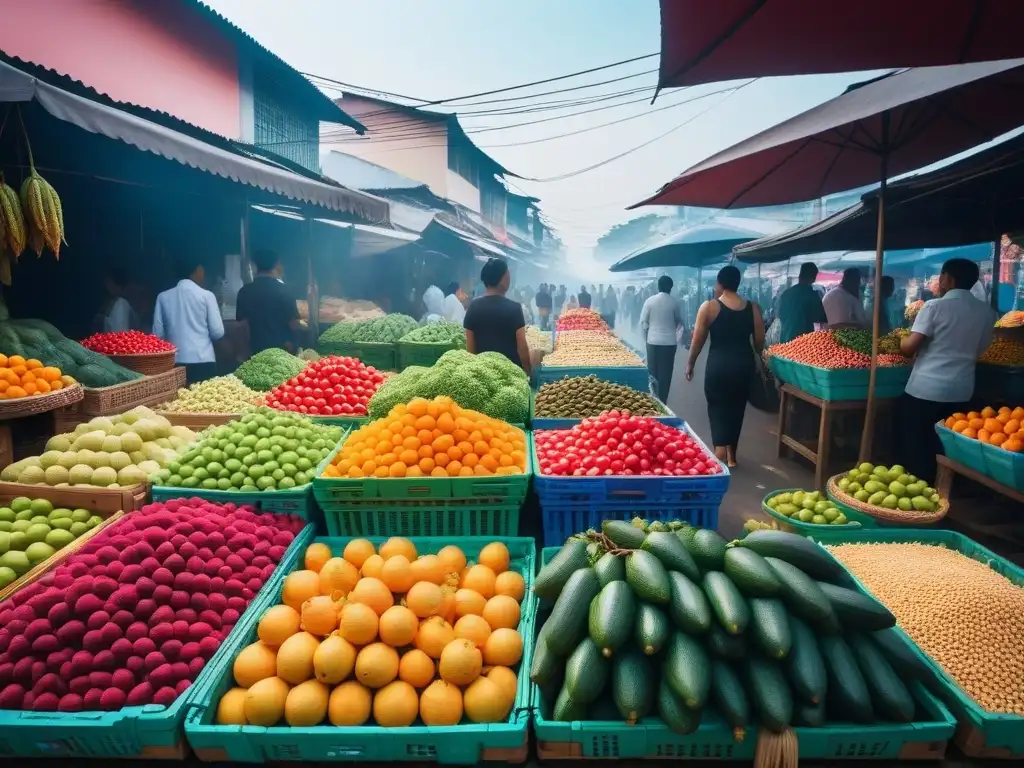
685,266,765,467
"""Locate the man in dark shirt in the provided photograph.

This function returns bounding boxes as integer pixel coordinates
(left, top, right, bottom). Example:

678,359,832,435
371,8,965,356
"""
464,258,531,373
578,285,592,309
535,283,553,330
236,248,301,355
777,262,827,343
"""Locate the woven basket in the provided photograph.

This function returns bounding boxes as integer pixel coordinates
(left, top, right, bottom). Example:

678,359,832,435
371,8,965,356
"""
0,384,84,420
77,367,186,415
106,349,176,375
827,474,949,526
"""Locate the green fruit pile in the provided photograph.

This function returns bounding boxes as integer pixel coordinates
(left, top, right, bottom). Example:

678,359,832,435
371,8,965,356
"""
0,498,105,585
534,375,667,419
157,408,344,492
319,314,418,344
399,321,466,347
158,375,265,414
234,348,307,392
533,523,918,737
838,462,939,512
767,490,849,526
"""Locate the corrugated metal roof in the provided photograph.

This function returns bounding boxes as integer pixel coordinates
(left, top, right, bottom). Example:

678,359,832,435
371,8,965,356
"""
320,150,423,191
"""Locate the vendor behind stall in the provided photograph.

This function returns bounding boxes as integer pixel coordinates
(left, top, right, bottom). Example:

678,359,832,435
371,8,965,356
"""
95,267,138,333
153,258,224,384
822,268,869,328
236,248,301,355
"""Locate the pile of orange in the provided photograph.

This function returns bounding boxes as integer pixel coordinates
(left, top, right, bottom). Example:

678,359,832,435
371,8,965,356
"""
323,396,527,479
0,354,76,399
946,406,1024,452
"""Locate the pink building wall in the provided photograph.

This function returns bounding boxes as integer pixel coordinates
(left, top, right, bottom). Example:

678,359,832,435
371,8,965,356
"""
0,0,241,138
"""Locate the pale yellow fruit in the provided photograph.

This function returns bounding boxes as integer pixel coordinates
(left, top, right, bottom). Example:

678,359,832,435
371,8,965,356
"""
284,679,330,726
313,633,357,685
276,631,320,685
257,605,301,648
243,676,290,726
233,642,277,688
214,687,248,725
328,680,372,726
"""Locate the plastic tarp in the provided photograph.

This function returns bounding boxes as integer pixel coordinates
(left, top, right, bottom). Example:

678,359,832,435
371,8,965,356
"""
0,59,391,223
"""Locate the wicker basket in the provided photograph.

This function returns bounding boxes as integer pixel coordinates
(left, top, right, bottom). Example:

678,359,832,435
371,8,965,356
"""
106,350,176,375
827,474,949,526
0,384,84,420
74,367,186,415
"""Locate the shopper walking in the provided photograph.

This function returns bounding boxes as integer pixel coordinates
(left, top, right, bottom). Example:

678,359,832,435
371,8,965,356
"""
153,258,224,385
535,283,553,330
639,275,683,404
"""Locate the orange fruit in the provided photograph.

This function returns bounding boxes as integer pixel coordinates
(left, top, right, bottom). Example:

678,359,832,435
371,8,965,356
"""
438,589,457,625
981,406,996,418
398,649,436,688
379,605,419,647
952,420,968,433
381,555,415,594
453,614,491,650
478,542,510,574
461,565,497,598
355,642,399,689
454,589,486,618
360,554,385,580
1004,419,1020,435
0,353,6,367
481,595,521,631
409,554,446,585
419,680,463,726
962,427,978,439
1012,407,1024,421
463,677,511,723
328,680,372,726
439,638,483,686
380,537,417,561
348,578,394,617
406,582,443,618
373,680,419,727
343,539,376,569
281,570,321,612
5,386,24,399
989,432,1008,446
984,418,1004,434
7,355,23,367
338,602,380,645
1004,438,1023,453
304,542,333,573
415,616,455,659
494,571,525,602
25,358,42,370
486,666,518,705
483,628,523,667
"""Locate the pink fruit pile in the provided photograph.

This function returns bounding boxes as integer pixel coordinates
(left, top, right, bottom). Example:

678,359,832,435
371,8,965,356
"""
0,499,305,713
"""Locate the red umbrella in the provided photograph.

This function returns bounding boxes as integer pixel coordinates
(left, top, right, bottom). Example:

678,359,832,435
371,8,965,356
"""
659,0,1024,89
634,58,1024,461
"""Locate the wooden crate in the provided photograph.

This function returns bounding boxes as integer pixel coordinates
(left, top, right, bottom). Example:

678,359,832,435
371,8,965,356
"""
0,482,148,512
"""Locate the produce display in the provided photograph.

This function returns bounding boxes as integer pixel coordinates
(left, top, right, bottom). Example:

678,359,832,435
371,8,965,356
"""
525,326,552,352
832,328,907,356
996,310,1024,328
0,498,108,585
398,321,466,348
1,407,195,487
157,409,343,492
0,355,74,399
322,396,527,479
556,309,610,333
542,331,644,368
0,314,140,388
20,161,65,259
0,500,304,712
80,331,174,356
834,463,939,512
534,376,667,419
265,356,385,418
0,173,25,283
318,315,418,345
765,490,850,526
367,350,529,424
904,300,924,322
827,542,1024,715
767,330,907,369
234,348,307,392
979,337,1024,366
297,297,384,324
297,349,321,363
534,414,721,477
944,405,1024,451
157,376,265,414
213,537,525,727
534,525,916,749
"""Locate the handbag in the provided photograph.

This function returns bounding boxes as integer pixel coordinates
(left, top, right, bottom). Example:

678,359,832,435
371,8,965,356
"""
748,352,780,413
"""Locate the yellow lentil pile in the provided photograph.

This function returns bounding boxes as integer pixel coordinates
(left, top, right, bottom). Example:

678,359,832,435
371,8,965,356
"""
543,331,644,368
827,542,1024,715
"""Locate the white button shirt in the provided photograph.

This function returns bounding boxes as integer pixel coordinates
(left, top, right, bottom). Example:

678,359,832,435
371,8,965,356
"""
152,279,225,364
822,287,869,327
640,292,683,346
906,289,996,403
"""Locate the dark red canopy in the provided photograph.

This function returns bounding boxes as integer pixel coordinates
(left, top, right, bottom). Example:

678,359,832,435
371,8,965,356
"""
659,0,1024,89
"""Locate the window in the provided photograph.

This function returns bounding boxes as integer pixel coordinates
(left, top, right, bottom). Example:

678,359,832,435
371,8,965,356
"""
253,72,319,172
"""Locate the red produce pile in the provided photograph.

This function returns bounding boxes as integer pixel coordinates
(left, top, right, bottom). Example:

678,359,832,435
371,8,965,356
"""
80,330,175,355
555,309,609,333
266,355,385,417
0,499,305,712
535,411,723,477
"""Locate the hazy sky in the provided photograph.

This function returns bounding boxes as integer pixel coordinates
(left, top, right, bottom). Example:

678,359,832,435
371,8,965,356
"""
206,0,870,252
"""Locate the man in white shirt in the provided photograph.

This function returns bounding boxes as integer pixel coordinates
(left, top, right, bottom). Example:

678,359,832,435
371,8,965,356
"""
899,258,996,480
442,282,466,325
640,275,683,403
822,268,869,327
153,259,225,385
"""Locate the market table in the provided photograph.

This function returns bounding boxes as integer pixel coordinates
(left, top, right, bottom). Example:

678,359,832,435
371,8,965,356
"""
934,453,1024,507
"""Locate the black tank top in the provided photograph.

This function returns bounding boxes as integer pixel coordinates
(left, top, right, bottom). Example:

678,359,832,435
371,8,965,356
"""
709,298,754,354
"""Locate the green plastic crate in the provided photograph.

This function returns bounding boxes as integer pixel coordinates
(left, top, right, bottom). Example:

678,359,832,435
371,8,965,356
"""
311,414,369,430
532,547,955,761
321,499,520,537
151,484,315,519
185,536,536,764
397,340,461,370
0,524,314,759
762,488,874,533
317,341,397,371
809,529,1024,757
769,358,910,401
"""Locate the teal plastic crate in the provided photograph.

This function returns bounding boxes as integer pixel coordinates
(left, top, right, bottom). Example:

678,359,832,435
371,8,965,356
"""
184,536,536,764
311,414,369,430
536,364,649,391
769,358,910,401
0,523,314,759
316,341,397,372
532,547,955,761
935,423,1024,491
761,487,873,533
397,340,461,370
151,484,315,519
322,499,520,537
809,529,1024,757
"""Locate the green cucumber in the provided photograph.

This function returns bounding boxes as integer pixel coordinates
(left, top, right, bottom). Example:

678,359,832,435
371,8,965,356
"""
625,550,671,604
552,682,588,721
723,547,782,597
707,623,747,660
664,632,711,710
703,571,750,635
667,571,712,634
817,582,896,630
686,528,728,571
711,660,750,731
530,627,563,689
735,530,852,584
564,637,609,704
764,557,840,632
657,679,702,734
675,524,698,547
749,597,792,660
612,647,654,724
819,634,874,723
589,581,636,657
786,616,827,705
603,519,647,549
534,540,590,600
544,567,602,656
634,603,671,656
871,627,933,680
794,700,826,727
746,657,793,733
849,634,915,722
593,552,626,586
641,531,701,581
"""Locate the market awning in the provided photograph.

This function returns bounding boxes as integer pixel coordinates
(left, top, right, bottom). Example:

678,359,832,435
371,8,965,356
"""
0,59,390,223
428,218,512,260
249,204,416,258
609,221,788,272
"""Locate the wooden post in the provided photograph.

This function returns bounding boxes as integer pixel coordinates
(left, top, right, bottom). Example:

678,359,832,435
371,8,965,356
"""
991,237,1001,311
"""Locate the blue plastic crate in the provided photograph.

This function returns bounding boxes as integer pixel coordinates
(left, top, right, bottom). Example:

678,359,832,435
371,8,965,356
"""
539,500,719,546
536,364,650,391
980,442,1024,491
934,423,988,475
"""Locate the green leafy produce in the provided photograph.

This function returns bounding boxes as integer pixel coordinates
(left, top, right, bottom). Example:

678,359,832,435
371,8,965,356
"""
368,349,529,423
0,497,108,583
399,321,466,347
319,314,418,344
159,408,343,492
535,375,667,418
234,348,307,392
158,375,265,413
833,328,905,356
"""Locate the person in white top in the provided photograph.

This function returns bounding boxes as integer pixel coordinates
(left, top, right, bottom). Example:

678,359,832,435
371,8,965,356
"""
96,268,137,333
152,259,225,385
970,278,988,304
899,258,997,480
442,282,467,324
640,275,683,403
821,268,869,327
